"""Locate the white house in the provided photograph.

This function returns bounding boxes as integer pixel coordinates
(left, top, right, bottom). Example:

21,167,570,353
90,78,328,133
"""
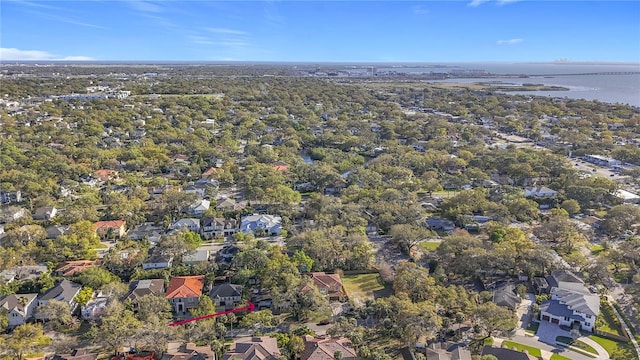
0,293,38,326
81,291,109,320
539,270,600,332
142,248,174,270
171,218,201,233
185,199,210,216
240,214,282,236
524,186,558,198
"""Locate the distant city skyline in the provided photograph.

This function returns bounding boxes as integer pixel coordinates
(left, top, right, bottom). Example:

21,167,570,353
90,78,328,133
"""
1,1,639,63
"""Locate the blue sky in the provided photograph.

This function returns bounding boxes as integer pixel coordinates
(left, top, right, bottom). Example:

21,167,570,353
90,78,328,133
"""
1,0,639,62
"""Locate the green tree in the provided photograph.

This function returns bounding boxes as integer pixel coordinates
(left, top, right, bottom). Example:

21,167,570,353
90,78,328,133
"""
389,224,433,254
601,204,640,237
89,300,141,355
74,287,93,306
0,323,51,360
560,199,581,215
73,266,120,289
36,299,77,331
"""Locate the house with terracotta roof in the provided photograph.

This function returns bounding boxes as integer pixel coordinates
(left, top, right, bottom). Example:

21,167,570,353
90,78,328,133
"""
223,337,281,360
94,220,127,239
54,260,99,277
94,169,119,183
300,335,356,360
271,162,289,172
309,272,347,302
166,276,205,315
201,167,218,179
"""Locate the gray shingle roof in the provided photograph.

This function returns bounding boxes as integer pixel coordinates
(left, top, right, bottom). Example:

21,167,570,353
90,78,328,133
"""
210,283,243,298
40,280,82,302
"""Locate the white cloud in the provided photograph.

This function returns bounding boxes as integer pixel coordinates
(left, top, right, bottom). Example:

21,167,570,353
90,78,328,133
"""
0,48,94,61
497,0,521,5
497,38,524,45
205,28,248,36
469,0,520,6
188,35,214,45
127,0,163,13
468,0,491,7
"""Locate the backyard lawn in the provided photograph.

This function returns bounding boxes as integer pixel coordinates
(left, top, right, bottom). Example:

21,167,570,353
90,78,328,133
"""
419,241,442,252
342,273,390,306
502,340,542,358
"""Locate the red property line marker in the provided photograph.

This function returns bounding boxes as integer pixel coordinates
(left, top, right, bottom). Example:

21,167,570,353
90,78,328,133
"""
168,302,255,327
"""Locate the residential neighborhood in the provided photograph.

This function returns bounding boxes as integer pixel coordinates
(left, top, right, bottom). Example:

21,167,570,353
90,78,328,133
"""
0,62,638,360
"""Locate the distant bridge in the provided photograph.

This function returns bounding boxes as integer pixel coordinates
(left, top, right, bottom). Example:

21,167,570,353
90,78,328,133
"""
534,72,640,76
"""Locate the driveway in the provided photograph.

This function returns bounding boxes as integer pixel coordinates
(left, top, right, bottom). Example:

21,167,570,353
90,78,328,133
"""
536,320,571,344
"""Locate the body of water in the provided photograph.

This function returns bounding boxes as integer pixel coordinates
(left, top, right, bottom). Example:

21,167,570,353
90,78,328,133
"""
378,62,640,107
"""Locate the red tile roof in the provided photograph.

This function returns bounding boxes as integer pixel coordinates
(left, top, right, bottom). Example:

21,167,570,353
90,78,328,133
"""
165,276,205,299
93,220,126,230
55,260,99,277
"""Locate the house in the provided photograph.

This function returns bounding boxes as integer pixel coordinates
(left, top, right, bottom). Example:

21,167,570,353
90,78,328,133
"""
240,214,282,236
614,189,640,204
81,290,109,320
201,217,238,239
185,199,211,216
0,190,22,204
481,347,536,360
583,154,621,167
216,198,242,212
33,206,57,221
300,335,356,360
142,248,173,270
272,161,289,172
93,220,127,239
125,279,165,311
539,270,600,332
54,260,98,277
308,272,346,302
223,337,281,360
209,283,243,309
171,218,201,233
164,342,214,360
46,225,69,239
36,280,82,319
1,206,27,222
127,222,164,243
94,169,119,183
490,282,521,310
0,293,38,326
0,264,48,283
426,217,456,232
217,245,241,262
524,186,558,198
51,349,99,360
183,249,210,266
201,167,218,179
422,344,472,360
166,276,205,315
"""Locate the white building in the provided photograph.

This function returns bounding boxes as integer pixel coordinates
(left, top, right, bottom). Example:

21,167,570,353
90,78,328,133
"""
0,293,38,326
240,214,282,236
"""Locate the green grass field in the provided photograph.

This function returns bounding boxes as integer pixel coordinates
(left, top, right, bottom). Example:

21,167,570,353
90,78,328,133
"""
419,241,442,252
502,340,542,357
342,273,389,305
590,244,604,255
550,354,572,360
589,335,636,358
